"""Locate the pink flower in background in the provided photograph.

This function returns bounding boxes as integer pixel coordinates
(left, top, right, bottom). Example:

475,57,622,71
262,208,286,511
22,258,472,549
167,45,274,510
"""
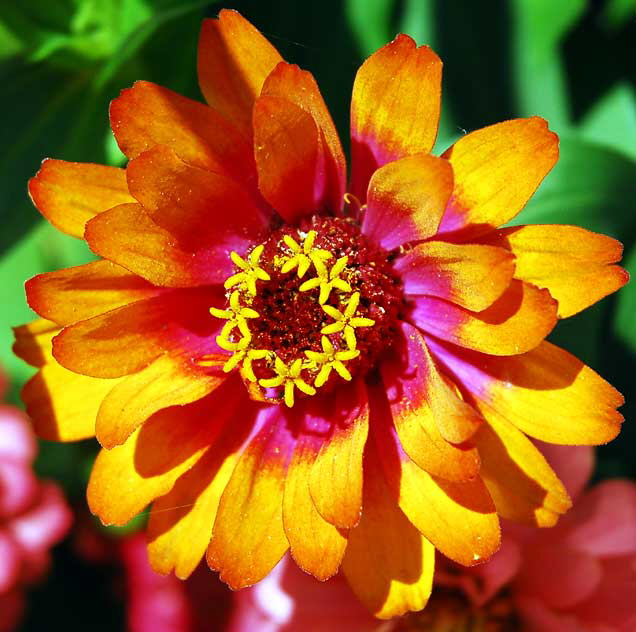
228,556,377,632
431,443,636,632
226,444,636,631
0,369,72,632
121,535,232,632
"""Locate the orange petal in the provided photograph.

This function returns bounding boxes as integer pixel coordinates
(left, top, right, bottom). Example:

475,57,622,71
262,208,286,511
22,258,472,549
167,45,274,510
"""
85,203,236,287
207,408,292,589
23,360,121,442
197,10,282,135
375,417,500,567
28,159,134,238
379,325,480,480
439,117,559,236
482,224,629,318
475,411,571,527
363,154,453,250
14,320,108,441
396,241,515,311
26,260,162,326
96,354,226,449
253,95,321,224
13,319,60,367
341,433,434,619
411,280,558,356
126,144,267,248
147,397,256,579
283,432,348,581
52,287,220,378
350,35,442,201
88,380,243,526
427,338,624,445
262,62,346,213
309,380,369,529
110,81,255,186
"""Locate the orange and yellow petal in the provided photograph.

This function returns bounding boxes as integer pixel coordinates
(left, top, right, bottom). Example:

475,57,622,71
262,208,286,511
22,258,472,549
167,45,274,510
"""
374,415,500,567
438,117,558,237
379,330,480,481
474,411,572,527
427,337,624,445
14,319,113,441
126,144,267,265
13,319,60,368
96,353,226,449
482,224,629,318
26,260,163,326
262,62,346,213
342,435,435,619
52,287,220,378
350,34,442,200
85,203,233,287
362,154,453,249
207,407,292,589
110,80,255,185
88,380,243,526
253,95,322,224
283,432,348,581
147,396,257,579
197,9,282,136
411,280,558,356
23,360,120,442
308,380,369,529
396,241,515,312
28,159,134,238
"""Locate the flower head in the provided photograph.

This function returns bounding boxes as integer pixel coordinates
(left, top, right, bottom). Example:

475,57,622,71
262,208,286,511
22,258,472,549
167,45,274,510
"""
15,9,628,619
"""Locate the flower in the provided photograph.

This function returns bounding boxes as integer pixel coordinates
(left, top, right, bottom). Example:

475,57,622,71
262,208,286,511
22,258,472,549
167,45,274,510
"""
0,367,72,632
229,446,636,632
14,8,628,619
429,444,636,632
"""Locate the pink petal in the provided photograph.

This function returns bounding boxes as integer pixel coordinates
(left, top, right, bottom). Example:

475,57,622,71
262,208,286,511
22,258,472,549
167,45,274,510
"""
514,542,602,609
0,460,38,518
0,531,21,593
571,555,636,631
515,595,584,632
228,555,377,632
8,483,72,554
535,440,594,502
0,406,36,462
564,481,636,557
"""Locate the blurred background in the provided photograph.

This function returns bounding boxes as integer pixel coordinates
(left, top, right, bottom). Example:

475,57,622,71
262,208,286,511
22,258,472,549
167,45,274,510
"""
0,0,634,629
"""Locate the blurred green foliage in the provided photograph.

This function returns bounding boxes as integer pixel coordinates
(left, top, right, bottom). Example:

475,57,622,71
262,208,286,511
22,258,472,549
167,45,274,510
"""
0,0,635,629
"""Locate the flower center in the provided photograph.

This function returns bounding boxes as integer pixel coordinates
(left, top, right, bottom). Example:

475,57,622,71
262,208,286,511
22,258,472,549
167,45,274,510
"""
209,216,403,406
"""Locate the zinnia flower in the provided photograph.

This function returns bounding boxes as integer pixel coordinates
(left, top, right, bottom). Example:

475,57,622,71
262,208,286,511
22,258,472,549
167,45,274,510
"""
14,9,628,619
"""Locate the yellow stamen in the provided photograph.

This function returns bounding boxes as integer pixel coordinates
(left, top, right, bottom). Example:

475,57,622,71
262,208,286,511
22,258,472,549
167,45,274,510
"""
258,356,316,407
279,230,332,278
305,335,360,388
303,255,352,304
320,292,375,350
224,246,270,295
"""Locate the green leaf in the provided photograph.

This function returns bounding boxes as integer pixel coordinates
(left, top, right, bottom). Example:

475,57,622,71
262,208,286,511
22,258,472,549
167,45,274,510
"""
512,136,636,241
579,82,636,161
614,245,636,353
0,221,94,402
345,0,396,57
603,0,636,29
511,0,586,131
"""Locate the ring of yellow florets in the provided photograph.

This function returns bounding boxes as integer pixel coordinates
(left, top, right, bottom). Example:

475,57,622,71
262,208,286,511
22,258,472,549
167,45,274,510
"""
210,230,375,407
